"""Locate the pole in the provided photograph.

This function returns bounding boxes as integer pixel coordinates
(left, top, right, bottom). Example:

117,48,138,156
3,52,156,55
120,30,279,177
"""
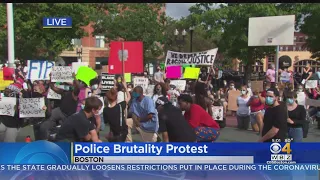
275,45,279,83
121,42,125,77
190,30,193,52
7,3,15,68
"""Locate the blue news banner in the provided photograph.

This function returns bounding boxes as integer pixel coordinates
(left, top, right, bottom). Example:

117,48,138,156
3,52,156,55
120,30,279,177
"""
0,141,319,180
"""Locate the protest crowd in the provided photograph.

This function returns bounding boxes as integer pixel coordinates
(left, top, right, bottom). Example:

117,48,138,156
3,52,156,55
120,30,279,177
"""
0,50,320,144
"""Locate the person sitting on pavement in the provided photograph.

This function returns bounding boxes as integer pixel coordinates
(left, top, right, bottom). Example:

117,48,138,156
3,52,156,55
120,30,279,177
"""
178,94,220,142
156,96,196,142
55,96,102,142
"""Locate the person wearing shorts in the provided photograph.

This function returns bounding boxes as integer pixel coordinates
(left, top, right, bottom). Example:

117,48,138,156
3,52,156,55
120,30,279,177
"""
247,90,265,135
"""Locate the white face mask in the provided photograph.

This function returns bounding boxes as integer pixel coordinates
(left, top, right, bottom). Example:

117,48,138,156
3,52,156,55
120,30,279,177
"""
230,86,234,89
81,104,85,109
241,90,246,95
91,84,98,90
128,88,132,92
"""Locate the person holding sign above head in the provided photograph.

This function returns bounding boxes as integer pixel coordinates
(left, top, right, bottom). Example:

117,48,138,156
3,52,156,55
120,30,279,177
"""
55,96,102,142
178,94,220,142
0,85,22,142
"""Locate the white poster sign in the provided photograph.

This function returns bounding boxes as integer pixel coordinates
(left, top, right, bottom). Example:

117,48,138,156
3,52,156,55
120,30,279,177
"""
19,98,46,118
165,48,218,66
305,80,318,89
51,66,73,82
296,92,306,107
0,97,16,117
133,77,149,94
27,60,55,80
47,88,62,100
212,106,223,121
170,80,186,91
72,62,89,74
280,71,291,82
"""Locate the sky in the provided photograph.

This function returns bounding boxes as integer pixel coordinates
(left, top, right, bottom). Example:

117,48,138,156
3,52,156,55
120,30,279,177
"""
165,3,196,20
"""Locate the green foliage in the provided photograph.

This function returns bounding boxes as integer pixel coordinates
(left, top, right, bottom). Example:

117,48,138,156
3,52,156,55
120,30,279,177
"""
91,3,166,62
0,3,93,61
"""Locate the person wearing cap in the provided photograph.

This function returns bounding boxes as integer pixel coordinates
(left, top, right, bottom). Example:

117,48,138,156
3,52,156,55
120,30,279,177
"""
156,96,196,142
259,88,288,142
178,94,220,142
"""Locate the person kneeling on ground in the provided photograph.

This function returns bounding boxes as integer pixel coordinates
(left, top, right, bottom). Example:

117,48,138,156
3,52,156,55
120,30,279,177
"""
178,94,220,142
156,96,196,142
55,96,102,142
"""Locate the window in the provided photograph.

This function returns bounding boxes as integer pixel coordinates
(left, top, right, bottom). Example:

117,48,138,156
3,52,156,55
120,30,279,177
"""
299,36,304,42
293,46,296,51
95,35,105,48
280,46,283,51
71,38,82,46
285,46,288,51
252,60,263,72
294,36,297,41
294,60,320,74
268,55,275,63
298,46,302,51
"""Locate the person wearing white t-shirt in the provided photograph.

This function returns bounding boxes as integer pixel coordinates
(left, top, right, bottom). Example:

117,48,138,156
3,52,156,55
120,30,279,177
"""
154,66,164,84
236,85,251,130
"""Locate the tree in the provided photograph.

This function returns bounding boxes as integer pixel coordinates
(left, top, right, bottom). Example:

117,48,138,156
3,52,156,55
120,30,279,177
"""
0,3,93,61
187,3,301,84
91,3,166,64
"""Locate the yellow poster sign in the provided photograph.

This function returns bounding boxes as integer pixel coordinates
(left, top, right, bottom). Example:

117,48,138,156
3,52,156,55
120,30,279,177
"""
0,70,13,90
183,67,200,79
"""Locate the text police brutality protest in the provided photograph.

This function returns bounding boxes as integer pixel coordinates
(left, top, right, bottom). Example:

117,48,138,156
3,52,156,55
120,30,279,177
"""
165,48,218,66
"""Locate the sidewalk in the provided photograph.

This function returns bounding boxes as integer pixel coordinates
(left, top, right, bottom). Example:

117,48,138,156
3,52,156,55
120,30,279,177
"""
226,115,237,128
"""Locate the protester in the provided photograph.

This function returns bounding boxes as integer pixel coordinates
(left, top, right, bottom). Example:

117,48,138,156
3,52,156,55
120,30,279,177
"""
193,82,213,116
0,85,22,142
156,96,196,142
178,94,220,142
247,90,265,134
128,86,159,142
151,83,168,103
55,96,102,142
259,88,287,142
14,63,25,86
286,91,306,142
266,63,276,87
236,85,251,130
226,81,237,116
301,63,313,86
115,76,126,103
154,66,165,84
104,81,131,142
198,67,209,84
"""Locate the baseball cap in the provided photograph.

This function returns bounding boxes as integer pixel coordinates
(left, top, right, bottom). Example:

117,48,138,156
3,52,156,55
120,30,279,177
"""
155,96,171,108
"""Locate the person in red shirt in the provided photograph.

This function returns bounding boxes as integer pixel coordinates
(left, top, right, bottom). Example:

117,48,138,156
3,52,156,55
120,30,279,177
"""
247,90,265,134
178,94,220,142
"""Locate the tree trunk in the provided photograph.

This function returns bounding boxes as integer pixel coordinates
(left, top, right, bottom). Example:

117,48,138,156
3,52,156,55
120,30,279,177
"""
244,61,253,85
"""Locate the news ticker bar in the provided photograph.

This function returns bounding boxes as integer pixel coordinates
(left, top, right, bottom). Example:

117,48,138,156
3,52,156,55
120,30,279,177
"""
73,156,254,164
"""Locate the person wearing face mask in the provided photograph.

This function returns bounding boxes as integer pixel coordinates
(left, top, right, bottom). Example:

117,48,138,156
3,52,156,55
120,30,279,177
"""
285,91,306,142
226,81,237,116
151,83,168,103
0,85,22,142
266,63,276,86
154,66,165,84
236,85,251,130
247,90,265,134
301,63,313,86
127,86,159,142
259,88,287,142
56,96,102,142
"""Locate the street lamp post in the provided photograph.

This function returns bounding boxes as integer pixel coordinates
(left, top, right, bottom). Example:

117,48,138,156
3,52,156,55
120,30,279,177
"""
76,45,82,62
189,27,194,52
174,29,187,52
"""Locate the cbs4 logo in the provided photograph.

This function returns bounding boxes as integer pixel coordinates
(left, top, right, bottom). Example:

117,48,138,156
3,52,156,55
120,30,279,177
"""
270,143,292,154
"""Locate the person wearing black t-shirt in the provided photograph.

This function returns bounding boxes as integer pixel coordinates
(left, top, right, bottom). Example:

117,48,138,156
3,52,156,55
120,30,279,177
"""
198,67,208,84
55,96,102,142
301,63,313,85
156,96,196,142
260,88,287,142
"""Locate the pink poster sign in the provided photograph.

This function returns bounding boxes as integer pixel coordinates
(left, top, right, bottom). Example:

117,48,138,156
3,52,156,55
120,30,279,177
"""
166,66,181,79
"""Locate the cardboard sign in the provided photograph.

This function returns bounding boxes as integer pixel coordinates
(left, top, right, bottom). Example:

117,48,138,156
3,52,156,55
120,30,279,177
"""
305,80,318,89
47,88,62,100
3,67,14,80
101,73,115,91
72,62,89,74
27,60,55,80
183,67,200,79
0,97,16,117
166,66,182,79
296,92,306,106
51,66,73,82
19,98,45,118
133,77,148,93
251,81,264,92
227,90,241,111
212,106,223,121
170,80,186,91
306,99,320,107
165,48,218,66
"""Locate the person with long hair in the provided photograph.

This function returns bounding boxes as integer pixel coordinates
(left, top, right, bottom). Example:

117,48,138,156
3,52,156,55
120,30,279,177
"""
236,85,251,130
151,83,168,103
247,90,265,134
193,82,213,116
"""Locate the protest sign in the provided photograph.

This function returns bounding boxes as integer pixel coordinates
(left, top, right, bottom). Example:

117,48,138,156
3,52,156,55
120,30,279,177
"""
0,97,16,117
251,81,264,92
183,67,200,79
75,66,97,86
27,60,55,80
305,80,318,89
133,77,148,93
124,73,132,83
280,71,291,82
51,66,73,83
72,62,89,74
212,106,223,121
101,73,115,91
166,66,182,79
227,90,241,111
47,88,62,100
19,98,45,118
165,48,218,66
145,85,155,97
0,70,13,91
3,67,14,80
296,92,306,107
170,80,186,91
306,99,320,107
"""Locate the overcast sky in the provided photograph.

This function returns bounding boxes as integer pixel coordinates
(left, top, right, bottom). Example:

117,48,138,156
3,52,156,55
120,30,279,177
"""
165,3,196,19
